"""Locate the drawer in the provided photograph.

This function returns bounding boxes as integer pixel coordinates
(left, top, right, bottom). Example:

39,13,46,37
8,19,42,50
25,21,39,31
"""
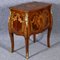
29,9,50,33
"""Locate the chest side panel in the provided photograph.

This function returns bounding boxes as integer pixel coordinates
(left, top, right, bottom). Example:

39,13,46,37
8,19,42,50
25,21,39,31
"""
8,10,25,34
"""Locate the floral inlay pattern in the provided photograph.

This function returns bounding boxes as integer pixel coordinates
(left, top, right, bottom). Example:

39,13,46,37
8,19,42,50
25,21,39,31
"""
9,11,25,32
30,9,49,32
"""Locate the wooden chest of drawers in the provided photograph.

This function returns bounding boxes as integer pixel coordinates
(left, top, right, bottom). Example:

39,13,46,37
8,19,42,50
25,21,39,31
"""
8,1,52,60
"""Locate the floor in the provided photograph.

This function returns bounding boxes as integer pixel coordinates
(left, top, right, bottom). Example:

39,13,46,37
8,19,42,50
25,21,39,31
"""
0,30,60,60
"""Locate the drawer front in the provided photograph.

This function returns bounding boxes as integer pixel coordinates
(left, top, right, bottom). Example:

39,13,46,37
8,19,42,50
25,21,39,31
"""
29,9,50,33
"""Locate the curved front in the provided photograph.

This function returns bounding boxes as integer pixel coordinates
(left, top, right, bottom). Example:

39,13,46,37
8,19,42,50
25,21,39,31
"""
28,8,50,34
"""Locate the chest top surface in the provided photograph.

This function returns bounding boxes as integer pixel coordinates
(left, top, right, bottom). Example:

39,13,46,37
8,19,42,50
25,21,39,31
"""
10,1,51,12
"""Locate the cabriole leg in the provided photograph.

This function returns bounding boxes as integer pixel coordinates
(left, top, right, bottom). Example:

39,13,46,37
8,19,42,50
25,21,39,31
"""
33,34,36,43
9,33,14,52
25,37,29,60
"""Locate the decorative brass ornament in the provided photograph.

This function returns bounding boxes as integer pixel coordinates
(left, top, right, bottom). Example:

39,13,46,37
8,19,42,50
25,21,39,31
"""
8,11,25,33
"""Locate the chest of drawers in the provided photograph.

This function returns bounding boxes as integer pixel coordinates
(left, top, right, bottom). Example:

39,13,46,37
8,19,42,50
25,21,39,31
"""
8,2,52,60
